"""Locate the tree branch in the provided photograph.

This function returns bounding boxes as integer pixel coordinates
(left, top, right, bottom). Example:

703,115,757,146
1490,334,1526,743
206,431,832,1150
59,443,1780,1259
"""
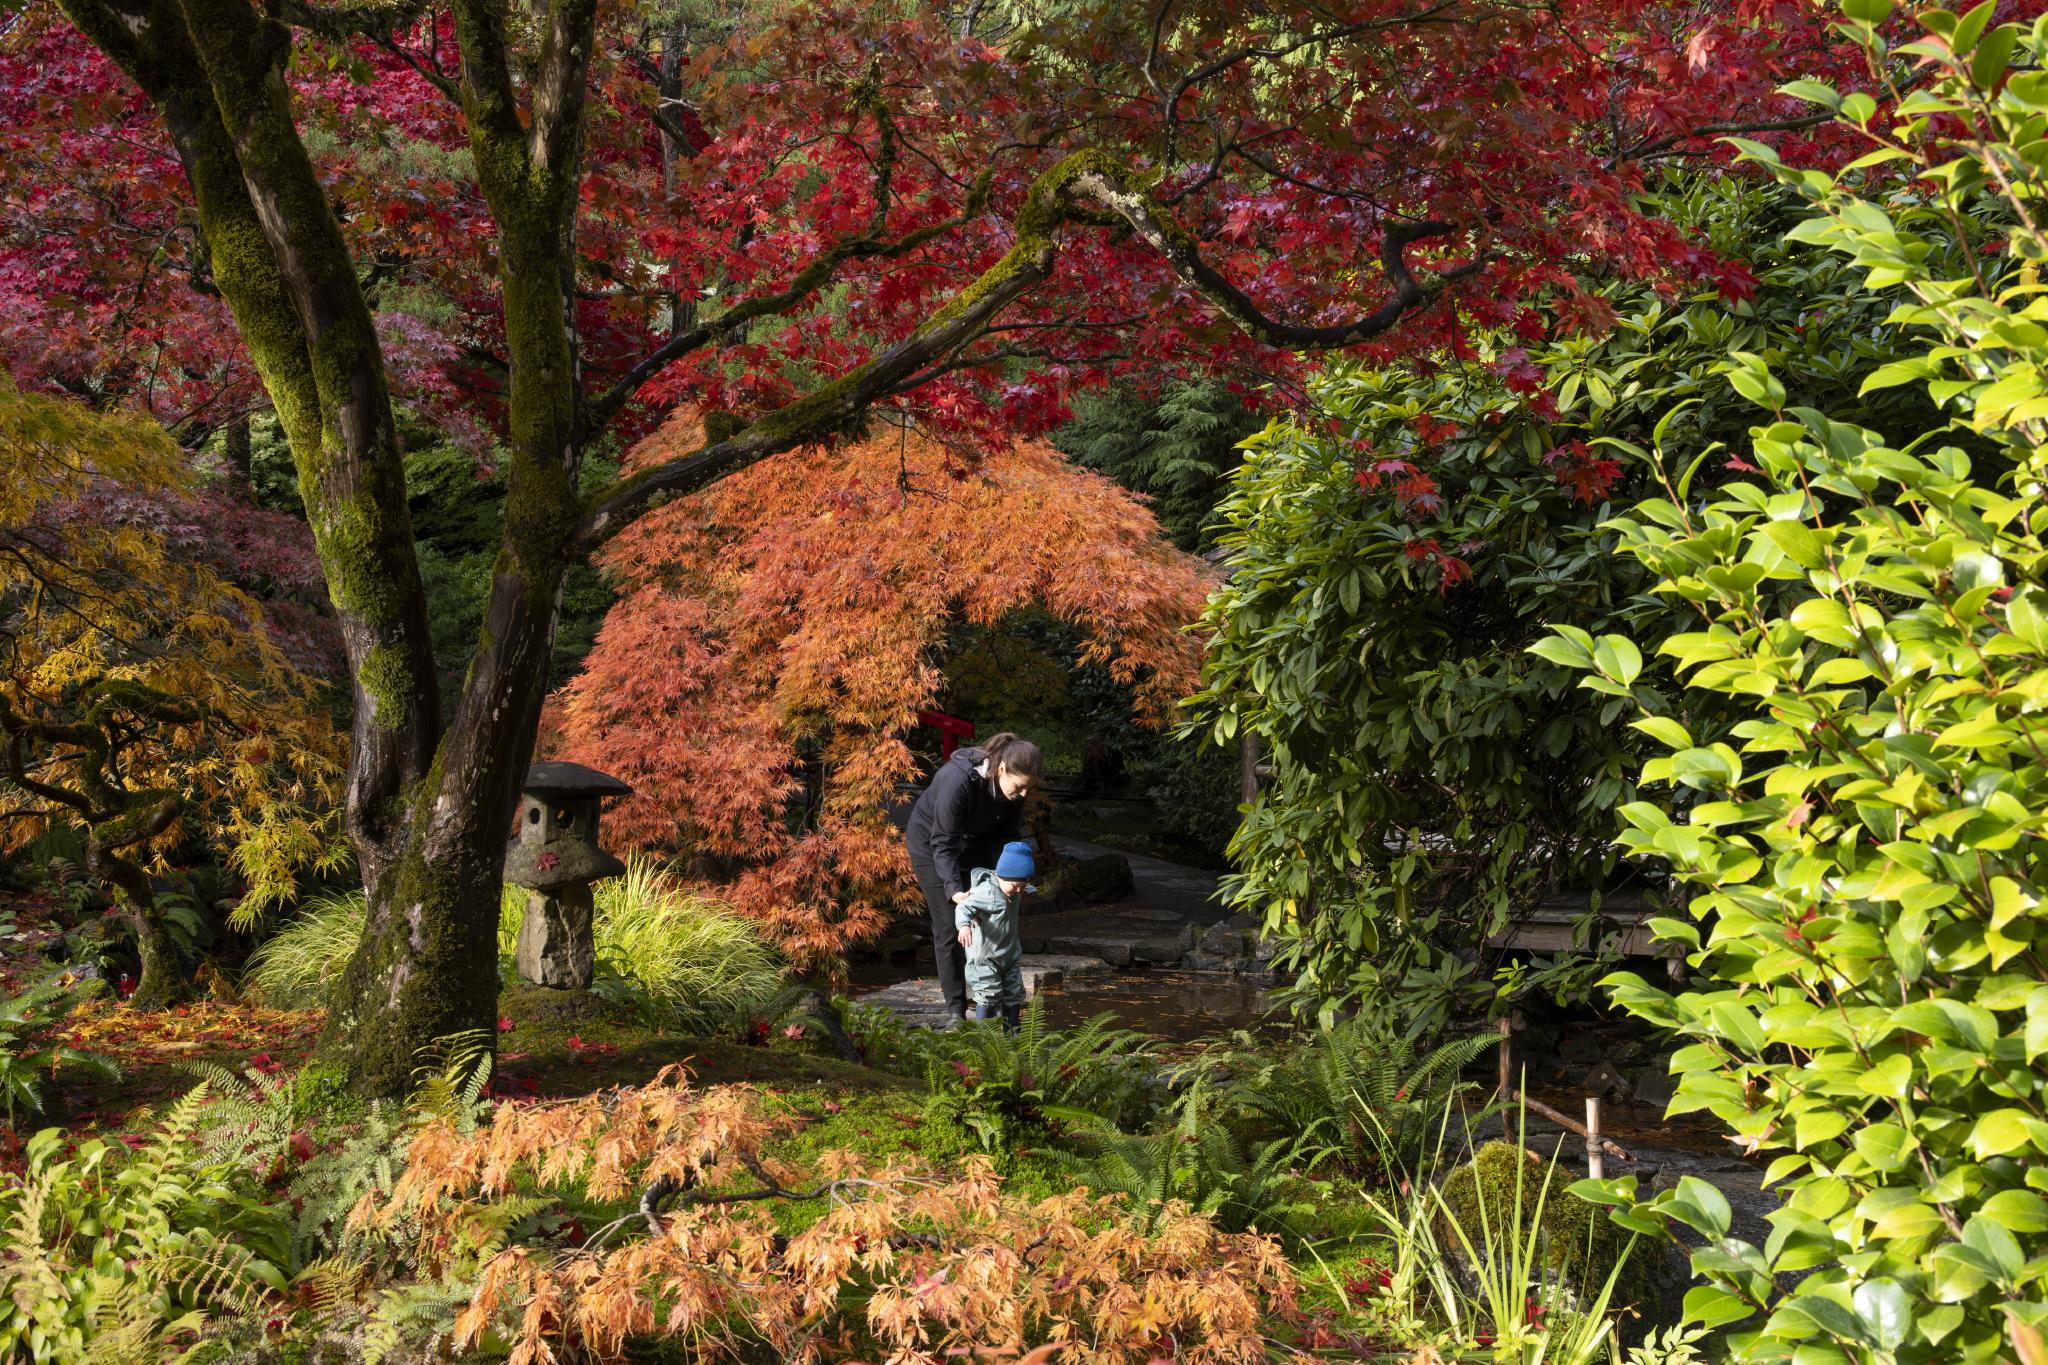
1151,4,1464,165
577,179,1058,545
271,0,433,39
0,724,94,821
530,0,599,179
450,0,526,158
1069,166,1485,348
585,122,996,428
583,151,1480,547
368,29,460,103
1608,111,1835,167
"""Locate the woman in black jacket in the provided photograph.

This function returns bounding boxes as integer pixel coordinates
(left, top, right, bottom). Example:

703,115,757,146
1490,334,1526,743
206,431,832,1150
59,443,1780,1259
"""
904,731,1044,1023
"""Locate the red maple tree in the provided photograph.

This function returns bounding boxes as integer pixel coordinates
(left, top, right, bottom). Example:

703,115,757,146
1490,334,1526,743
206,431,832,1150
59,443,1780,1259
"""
548,413,1213,967
1,0,1883,448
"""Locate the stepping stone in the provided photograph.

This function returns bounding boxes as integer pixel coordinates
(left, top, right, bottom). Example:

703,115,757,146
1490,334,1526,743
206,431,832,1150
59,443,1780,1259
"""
1131,926,1196,964
1019,953,1114,994
855,954,1114,1029
855,978,957,1029
1044,934,1133,966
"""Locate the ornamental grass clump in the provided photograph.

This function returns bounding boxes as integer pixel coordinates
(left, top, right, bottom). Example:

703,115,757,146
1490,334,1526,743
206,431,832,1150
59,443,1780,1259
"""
498,857,787,1030
248,859,784,1031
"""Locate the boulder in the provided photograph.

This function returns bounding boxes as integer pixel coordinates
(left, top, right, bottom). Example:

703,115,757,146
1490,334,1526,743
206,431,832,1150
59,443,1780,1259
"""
1632,1059,1676,1109
1130,925,1195,964
1197,920,1250,956
1584,1060,1630,1100
1060,852,1135,905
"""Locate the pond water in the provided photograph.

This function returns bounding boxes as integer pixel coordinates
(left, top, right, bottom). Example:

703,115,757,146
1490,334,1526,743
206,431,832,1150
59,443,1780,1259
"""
1031,968,1282,1042
846,957,1284,1044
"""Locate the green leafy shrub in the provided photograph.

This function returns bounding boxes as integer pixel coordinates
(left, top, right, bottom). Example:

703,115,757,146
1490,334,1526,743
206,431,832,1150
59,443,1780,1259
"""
247,860,786,1030
0,969,118,1126
1548,7,2048,1358
0,1087,291,1361
866,999,1163,1138
1229,1015,1498,1181
1059,1076,1318,1243
1187,175,1948,1028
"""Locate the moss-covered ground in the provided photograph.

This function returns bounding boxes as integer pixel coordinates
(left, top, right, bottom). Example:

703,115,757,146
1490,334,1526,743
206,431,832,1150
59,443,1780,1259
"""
32,981,910,1156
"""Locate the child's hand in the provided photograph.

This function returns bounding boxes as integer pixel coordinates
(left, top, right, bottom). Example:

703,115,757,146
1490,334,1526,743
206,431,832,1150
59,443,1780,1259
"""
957,927,974,947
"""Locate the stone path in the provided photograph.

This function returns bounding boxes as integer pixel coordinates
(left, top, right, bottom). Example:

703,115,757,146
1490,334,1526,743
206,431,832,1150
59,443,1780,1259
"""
853,835,1270,1029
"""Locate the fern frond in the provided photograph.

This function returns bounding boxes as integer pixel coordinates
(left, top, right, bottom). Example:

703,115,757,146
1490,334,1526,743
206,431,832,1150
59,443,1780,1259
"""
295,1254,371,1320
410,1029,494,1127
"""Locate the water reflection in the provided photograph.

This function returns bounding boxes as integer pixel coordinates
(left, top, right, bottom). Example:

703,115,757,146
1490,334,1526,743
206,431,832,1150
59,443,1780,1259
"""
1033,969,1281,1042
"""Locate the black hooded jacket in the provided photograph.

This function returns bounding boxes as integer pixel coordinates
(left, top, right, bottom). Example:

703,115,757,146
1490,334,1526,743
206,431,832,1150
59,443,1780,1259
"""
904,746,1027,898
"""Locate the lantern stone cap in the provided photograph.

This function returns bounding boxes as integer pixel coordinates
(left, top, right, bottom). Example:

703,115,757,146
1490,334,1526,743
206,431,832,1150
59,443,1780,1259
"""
521,761,633,800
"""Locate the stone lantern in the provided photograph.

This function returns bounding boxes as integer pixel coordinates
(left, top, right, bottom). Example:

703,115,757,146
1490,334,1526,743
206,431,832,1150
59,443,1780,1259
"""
505,761,632,989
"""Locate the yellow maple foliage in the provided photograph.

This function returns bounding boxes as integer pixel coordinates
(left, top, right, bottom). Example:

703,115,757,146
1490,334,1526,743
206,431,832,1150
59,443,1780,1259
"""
0,381,347,1006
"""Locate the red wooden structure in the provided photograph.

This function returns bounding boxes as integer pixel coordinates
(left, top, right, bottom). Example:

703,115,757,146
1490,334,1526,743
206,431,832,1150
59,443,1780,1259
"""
916,710,974,759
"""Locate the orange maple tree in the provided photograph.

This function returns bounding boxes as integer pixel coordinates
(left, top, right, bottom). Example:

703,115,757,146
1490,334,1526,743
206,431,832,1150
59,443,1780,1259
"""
548,415,1214,966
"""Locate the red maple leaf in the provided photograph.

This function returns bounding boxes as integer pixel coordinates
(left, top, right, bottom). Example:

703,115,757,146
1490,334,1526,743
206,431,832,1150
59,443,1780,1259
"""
1543,441,1622,504
1489,348,1546,395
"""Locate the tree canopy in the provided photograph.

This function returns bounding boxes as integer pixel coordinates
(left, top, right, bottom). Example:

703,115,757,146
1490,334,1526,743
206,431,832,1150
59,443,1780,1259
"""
0,381,347,1007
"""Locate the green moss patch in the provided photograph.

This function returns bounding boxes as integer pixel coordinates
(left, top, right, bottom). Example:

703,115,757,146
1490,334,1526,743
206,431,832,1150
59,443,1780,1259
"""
493,983,913,1101
1436,1141,1641,1312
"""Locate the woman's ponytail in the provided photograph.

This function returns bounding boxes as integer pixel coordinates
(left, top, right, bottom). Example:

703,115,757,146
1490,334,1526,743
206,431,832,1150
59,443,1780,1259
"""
981,731,1045,782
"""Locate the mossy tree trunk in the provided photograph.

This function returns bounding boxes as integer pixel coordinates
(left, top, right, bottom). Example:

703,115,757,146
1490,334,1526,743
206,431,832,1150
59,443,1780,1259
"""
53,0,1466,1097
93,843,193,1012
57,0,441,913
317,0,600,1090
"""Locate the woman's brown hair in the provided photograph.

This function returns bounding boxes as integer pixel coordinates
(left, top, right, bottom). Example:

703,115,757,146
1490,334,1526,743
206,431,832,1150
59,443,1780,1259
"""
981,731,1045,781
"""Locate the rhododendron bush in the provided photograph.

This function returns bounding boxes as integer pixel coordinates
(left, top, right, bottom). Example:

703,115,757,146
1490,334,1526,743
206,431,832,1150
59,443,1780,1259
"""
550,415,1214,965
1190,177,1958,1029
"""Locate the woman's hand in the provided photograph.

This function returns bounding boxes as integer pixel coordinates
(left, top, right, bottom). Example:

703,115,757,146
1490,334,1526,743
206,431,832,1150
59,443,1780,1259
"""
951,890,969,904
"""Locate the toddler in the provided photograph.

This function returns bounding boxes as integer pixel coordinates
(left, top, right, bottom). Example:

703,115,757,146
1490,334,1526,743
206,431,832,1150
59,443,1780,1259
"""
954,840,1032,1030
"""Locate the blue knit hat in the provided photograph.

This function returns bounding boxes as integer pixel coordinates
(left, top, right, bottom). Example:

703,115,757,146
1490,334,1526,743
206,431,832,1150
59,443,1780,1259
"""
994,841,1035,879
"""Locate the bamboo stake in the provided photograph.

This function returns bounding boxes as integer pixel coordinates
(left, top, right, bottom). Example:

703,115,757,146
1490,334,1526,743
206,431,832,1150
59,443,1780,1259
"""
1511,1089,1631,1162
1493,1015,1631,1163
1497,1017,1512,1105
1586,1097,1605,1179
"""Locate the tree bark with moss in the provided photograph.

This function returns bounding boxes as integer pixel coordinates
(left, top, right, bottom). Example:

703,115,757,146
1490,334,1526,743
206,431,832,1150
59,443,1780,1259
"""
51,0,1483,1096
